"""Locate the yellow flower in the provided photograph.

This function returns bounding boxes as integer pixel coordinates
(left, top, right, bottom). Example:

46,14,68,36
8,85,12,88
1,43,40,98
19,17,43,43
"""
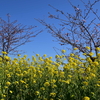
4,56,10,61
14,81,19,85
74,48,78,50
70,53,74,57
93,61,99,66
43,54,47,57
68,75,72,78
4,86,8,89
96,47,100,51
55,55,60,58
6,74,11,78
44,82,50,87
49,57,52,59
61,50,66,53
50,99,54,100
50,92,56,97
2,51,7,55
85,67,91,72
6,81,11,86
17,54,21,56
3,95,6,97
36,54,40,56
9,90,13,93
50,79,56,84
96,84,100,86
83,53,87,56
89,52,94,56
85,46,90,50
83,81,88,85
82,96,90,100
35,91,40,95
52,85,57,88
20,80,25,84
90,73,96,77
40,87,45,90
1,99,5,100
64,79,71,84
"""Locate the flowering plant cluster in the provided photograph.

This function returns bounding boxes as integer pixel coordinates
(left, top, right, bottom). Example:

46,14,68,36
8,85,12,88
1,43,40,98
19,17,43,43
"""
0,50,100,100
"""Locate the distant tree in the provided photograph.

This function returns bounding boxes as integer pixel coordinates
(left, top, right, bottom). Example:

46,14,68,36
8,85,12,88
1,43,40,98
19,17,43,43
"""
37,0,100,62
0,14,42,56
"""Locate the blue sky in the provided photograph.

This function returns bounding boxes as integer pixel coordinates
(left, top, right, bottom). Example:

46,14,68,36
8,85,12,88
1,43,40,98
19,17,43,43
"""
0,0,100,60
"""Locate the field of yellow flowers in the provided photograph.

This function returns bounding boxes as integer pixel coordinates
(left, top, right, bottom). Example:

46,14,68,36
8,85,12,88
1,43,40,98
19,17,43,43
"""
0,49,100,100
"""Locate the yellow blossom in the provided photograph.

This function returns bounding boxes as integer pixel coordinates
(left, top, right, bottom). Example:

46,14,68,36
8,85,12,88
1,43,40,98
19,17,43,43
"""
36,54,40,56
74,48,78,50
83,81,88,85
43,54,47,57
17,54,21,56
35,91,40,95
82,96,90,100
44,81,50,87
61,50,66,53
96,47,100,51
89,52,94,56
90,73,96,77
6,81,11,86
2,51,7,55
9,90,13,93
85,46,90,50
50,92,56,97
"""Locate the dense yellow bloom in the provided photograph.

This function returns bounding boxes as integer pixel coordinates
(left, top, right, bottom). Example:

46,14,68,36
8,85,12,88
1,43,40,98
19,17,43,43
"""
0,53,100,99
82,96,90,100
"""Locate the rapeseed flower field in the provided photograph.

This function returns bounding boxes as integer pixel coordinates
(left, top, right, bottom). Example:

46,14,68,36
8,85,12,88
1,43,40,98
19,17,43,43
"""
0,49,100,100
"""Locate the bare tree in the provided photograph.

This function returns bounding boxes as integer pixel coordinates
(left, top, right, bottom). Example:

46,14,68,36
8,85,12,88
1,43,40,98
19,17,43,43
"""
37,0,100,61
0,14,42,56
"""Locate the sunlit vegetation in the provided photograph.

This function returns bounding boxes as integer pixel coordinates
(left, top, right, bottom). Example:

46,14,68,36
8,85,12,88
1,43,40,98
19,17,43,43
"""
0,48,100,100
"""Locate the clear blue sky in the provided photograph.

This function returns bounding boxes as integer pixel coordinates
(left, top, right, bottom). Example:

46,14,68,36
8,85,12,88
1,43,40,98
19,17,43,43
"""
0,0,99,59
